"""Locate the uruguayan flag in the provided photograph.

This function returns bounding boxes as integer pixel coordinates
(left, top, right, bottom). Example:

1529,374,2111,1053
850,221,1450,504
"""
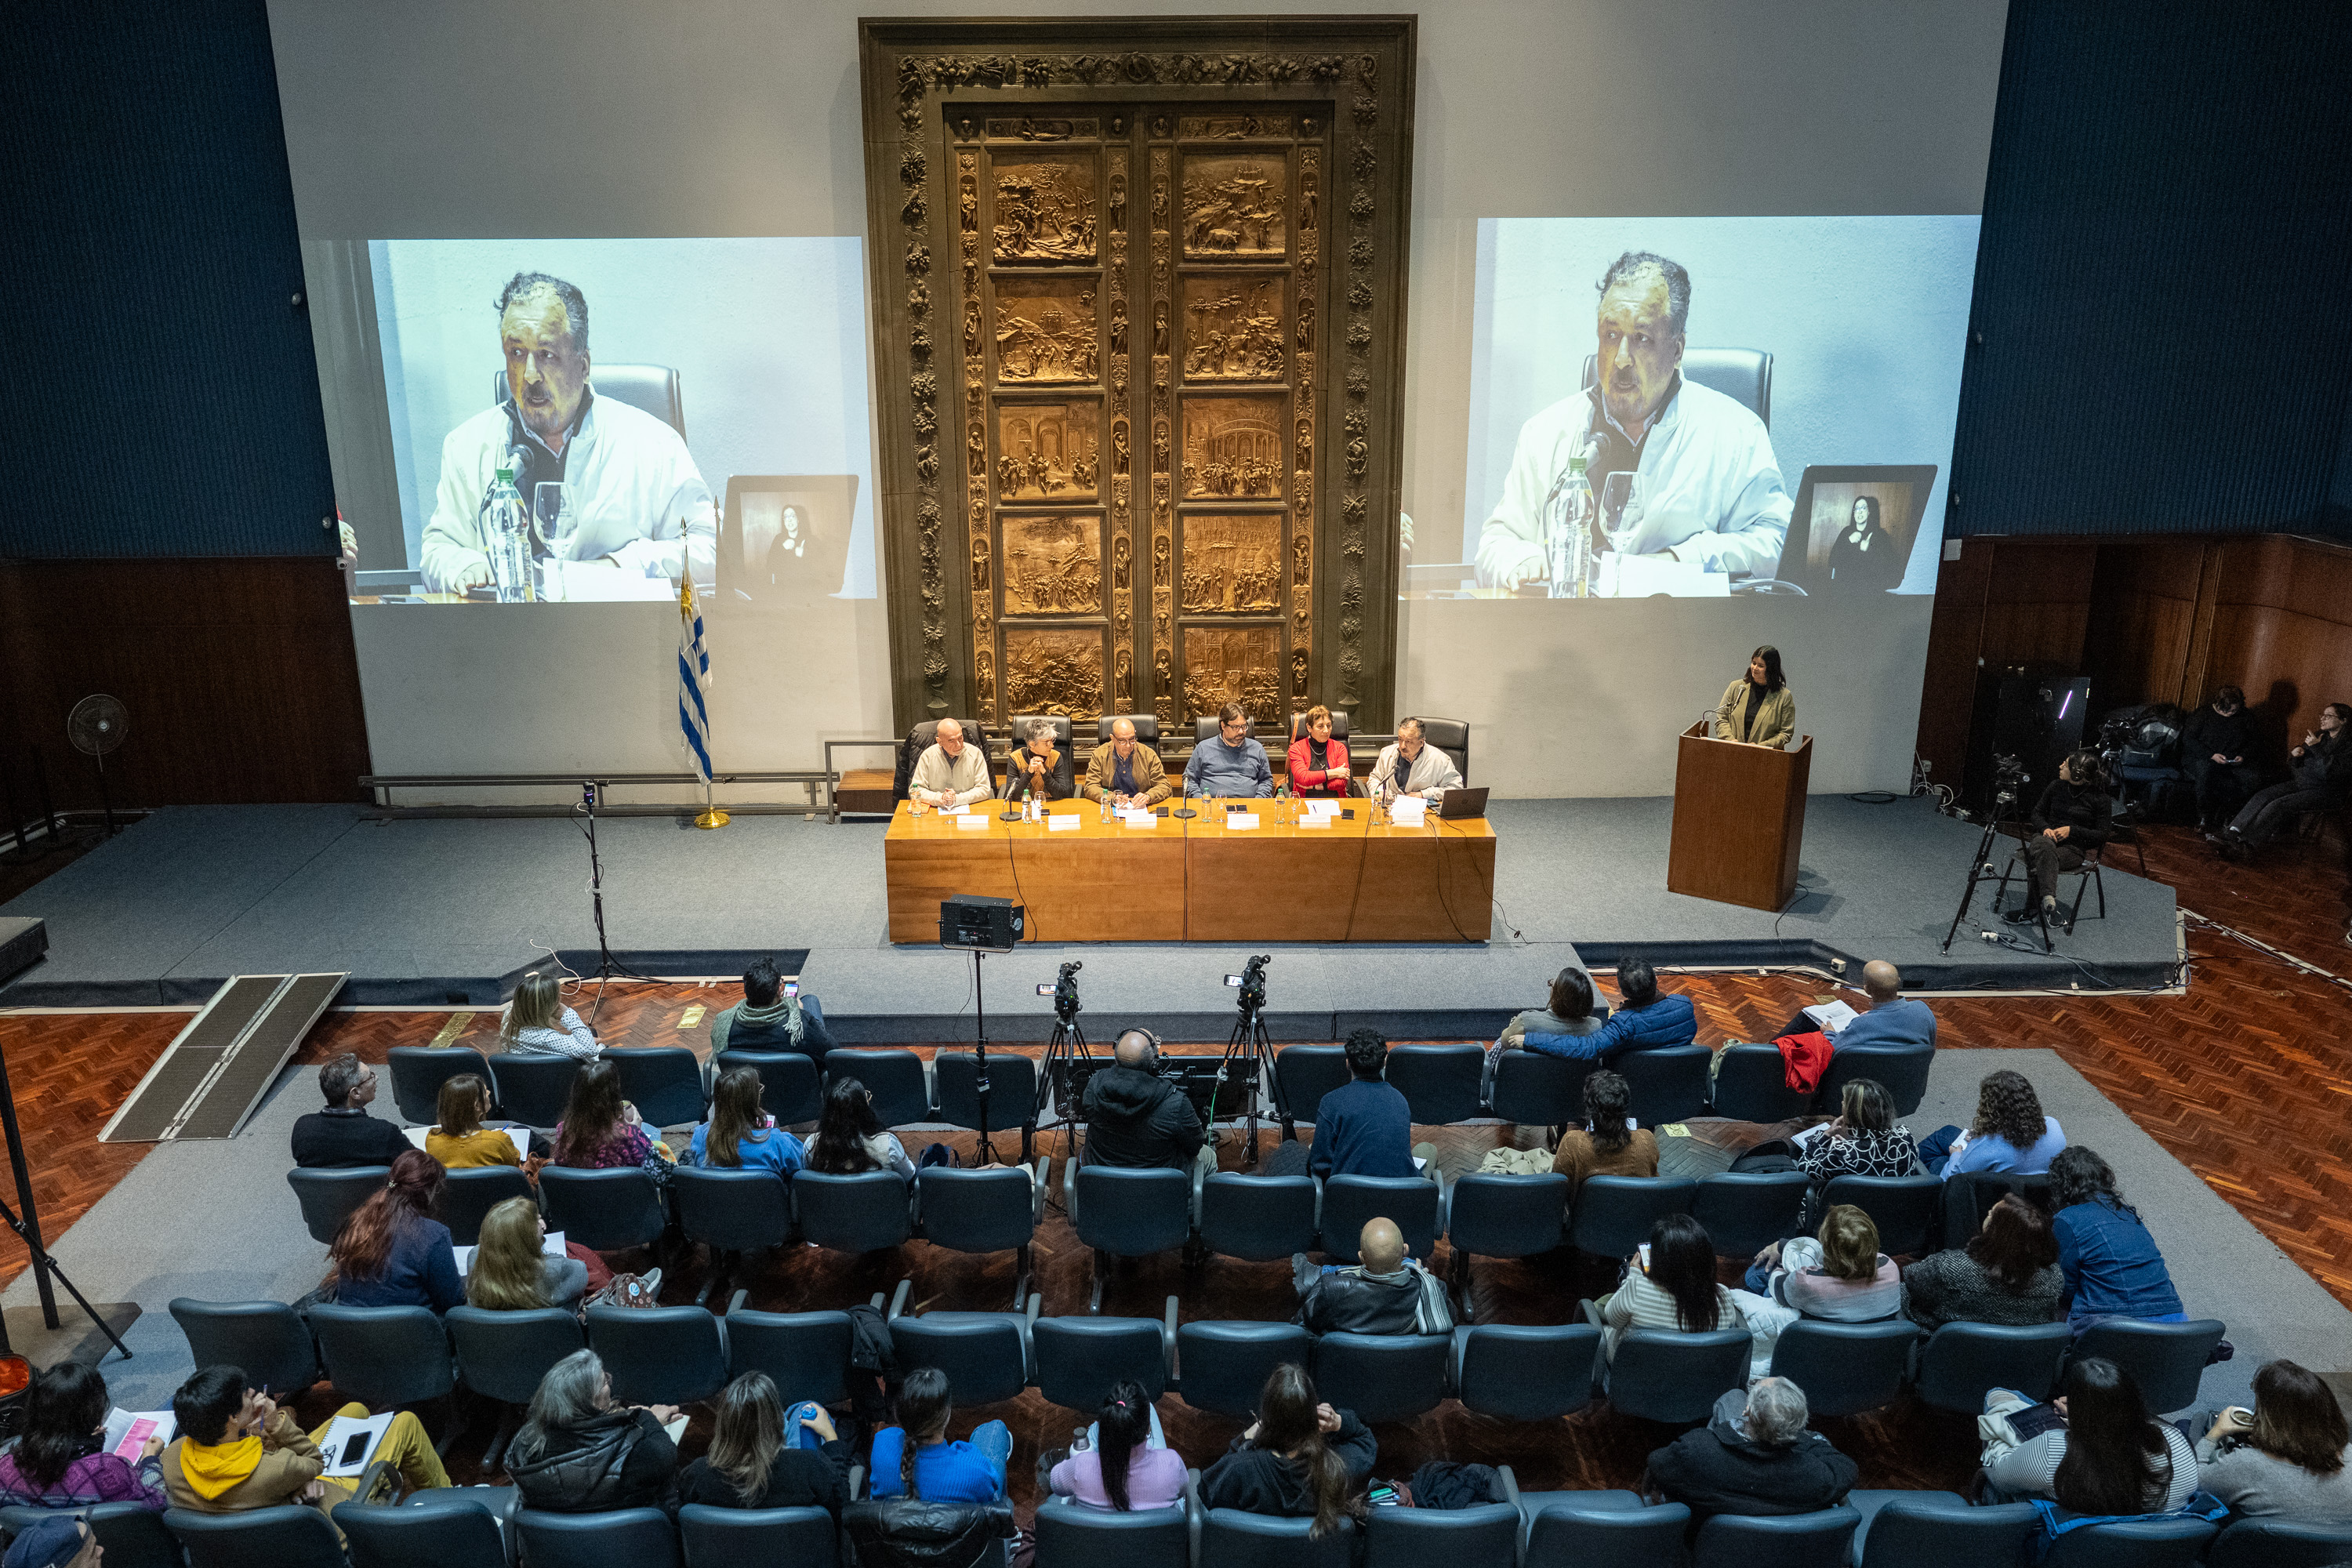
677,577,712,783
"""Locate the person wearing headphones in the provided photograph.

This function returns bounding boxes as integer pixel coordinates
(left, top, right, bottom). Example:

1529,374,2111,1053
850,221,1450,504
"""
2008,748,2113,925
1079,1028,1210,1174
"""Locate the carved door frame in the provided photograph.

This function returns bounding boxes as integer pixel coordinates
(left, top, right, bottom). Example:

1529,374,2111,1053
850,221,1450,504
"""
858,17,1414,742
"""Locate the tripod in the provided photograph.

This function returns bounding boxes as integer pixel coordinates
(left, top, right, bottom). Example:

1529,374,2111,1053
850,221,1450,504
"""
1942,812,2026,953
1218,993,1282,1171
576,782,654,1022
964,949,1002,1168
0,1037,128,1359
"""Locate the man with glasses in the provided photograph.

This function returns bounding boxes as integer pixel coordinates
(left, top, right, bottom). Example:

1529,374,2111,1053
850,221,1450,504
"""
290,1052,412,1169
1182,702,1274,800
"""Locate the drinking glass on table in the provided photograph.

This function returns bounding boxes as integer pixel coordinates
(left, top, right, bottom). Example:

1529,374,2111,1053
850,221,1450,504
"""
1599,470,1644,554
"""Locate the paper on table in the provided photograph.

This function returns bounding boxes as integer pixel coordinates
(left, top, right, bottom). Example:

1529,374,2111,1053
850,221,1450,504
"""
1047,814,1081,832
1305,799,1341,816
1802,1000,1858,1034
1390,797,1428,826
1227,813,1260,830
319,1410,397,1476
939,801,968,815
103,1407,174,1462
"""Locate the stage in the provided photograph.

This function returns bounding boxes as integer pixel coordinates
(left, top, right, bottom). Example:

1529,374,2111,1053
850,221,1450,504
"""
0,797,2181,1031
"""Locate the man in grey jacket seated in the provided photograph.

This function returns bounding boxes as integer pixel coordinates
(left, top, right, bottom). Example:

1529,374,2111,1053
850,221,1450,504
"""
1369,717,1464,802
1291,1217,1454,1335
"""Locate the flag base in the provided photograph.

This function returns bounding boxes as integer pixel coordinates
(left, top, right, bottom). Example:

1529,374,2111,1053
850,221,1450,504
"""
693,808,731,830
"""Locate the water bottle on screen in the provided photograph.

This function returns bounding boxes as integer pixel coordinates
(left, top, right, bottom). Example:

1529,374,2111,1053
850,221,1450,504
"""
1549,454,1594,597
484,467,532,602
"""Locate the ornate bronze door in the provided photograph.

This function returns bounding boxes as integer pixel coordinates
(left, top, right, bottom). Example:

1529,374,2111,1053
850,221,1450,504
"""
859,20,1414,742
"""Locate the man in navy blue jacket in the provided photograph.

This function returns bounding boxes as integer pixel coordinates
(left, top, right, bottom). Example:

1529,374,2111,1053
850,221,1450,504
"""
1527,957,1695,1061
1267,1029,1431,1179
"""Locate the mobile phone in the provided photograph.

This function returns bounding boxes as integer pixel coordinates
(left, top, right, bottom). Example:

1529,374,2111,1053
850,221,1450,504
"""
1638,1243,1652,1271
1341,808,1356,820
1367,1484,1402,1507
339,1432,370,1467
782,980,800,997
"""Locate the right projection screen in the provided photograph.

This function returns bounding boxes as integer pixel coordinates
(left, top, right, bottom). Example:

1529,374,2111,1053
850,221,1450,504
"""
1461,216,1980,603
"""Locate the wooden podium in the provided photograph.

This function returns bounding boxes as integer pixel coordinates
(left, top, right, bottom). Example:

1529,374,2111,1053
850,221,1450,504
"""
1667,723,1812,912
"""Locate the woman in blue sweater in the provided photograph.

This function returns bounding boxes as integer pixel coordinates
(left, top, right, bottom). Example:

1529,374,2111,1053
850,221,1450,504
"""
326,1149,464,1312
688,1067,804,1175
868,1368,1011,1504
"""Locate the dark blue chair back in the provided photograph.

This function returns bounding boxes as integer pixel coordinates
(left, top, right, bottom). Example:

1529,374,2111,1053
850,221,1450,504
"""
1032,1501,1190,1568
514,1506,682,1568
336,1495,511,1568
447,1306,586,1404
1319,1175,1440,1263
1820,1174,1942,1258
1769,1319,1919,1417
1366,1502,1519,1566
287,1163,387,1245
1817,1045,1933,1116
1691,1504,1861,1567
891,1312,1033,1404
793,1169,915,1253
1446,1173,1568,1259
1202,1509,1356,1568
1072,1166,1192,1257
1175,1320,1311,1419
1566,1175,1697,1260
309,1304,453,1407
2039,1514,2218,1566
1524,1500,1690,1568
1915,1321,2071,1414
1309,1332,1450,1424
674,1166,793,1252
934,1051,1040,1134
611,1046,709,1129
440,1163,533,1247
2069,1318,2227,1414
1199,1173,1318,1261
388,1045,495,1125
1035,1315,1171,1409
588,1305,730,1406
1273,1046,1352,1125
1606,1328,1749,1425
164,1505,347,1568
1383,1044,1485,1124
1709,1044,1812,1122
1616,1045,1711,1125
918,1165,1037,1254
1858,1497,2037,1568
2206,1515,2352,1568
2,1503,178,1568
713,1049,822,1125
727,1308,853,1406
1453,1323,1599,1421
1693,1171,1813,1260
822,1048,931,1128
1489,1050,1595,1127
677,1503,837,1567
539,1165,668,1251
169,1298,321,1395
486,1054,581,1129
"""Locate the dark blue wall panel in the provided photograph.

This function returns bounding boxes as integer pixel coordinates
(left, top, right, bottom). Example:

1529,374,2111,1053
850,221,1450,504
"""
1948,0,2352,539
0,0,335,557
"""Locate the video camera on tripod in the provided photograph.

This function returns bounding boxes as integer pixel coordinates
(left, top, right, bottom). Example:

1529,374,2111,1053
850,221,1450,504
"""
1225,953,1271,1013
1991,753,2029,813
1034,960,1083,1022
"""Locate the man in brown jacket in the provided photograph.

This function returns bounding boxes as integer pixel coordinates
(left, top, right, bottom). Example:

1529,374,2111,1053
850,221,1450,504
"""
163,1365,449,1513
1081,717,1171,807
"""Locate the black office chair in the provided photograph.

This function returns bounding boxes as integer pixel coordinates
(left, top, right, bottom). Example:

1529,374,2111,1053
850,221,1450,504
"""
1007,714,1079,797
793,1170,916,1256
1615,1045,1711,1125
387,1046,496,1125
712,1049,824,1126
589,1305,730,1406
486,1054,581,1130
1197,1173,1319,1264
890,1308,1034,1404
822,1048,932,1129
2070,1317,2227,1413
1273,1046,1351,1134
539,1166,669,1255
1691,1171,1812,1260
1994,835,2114,938
1201,1509,1356,1568
678,1504,839,1568
1582,347,1772,427
439,1165,532,1248
1174,1320,1312,1420
934,1052,1040,1160
165,1505,348,1568
612,1046,708,1129
1035,1311,1175,1412
1913,1322,2071,1414
169,1298,322,1395
1522,1498,1689,1568
1769,1319,1920,1417
1096,713,1161,746
1691,1505,1861,1567
1310,1332,1450,1424
336,1494,513,1568
1452,1323,1601,1421
2206,1515,2352,1568
725,1308,854,1408
1067,1165,1194,1313
2039,1514,2219,1566
916,1162,1048,1311
1383,1044,1485,1124
1489,1051,1595,1129
1708,1044,1812,1122
1290,710,1351,744
1820,1174,1944,1258
1604,1329,1750,1424
674,1167,793,1306
1032,1499,1191,1568
894,719,994,802
1566,1175,1697,1261
492,364,684,441
1366,1503,1521,1566
514,1507,683,1568
447,1305,585,1473
309,1304,456,1416
1854,1495,2037,1568
1444,1174,1567,1301
287,1164,387,1245
1414,717,1472,786
1814,1045,1934,1117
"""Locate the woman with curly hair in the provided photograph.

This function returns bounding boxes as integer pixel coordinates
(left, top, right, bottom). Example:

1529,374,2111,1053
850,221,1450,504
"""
1918,1068,2065,1180
327,1148,463,1312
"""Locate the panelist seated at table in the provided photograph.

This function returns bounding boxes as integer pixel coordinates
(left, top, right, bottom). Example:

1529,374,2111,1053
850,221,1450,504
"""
1184,703,1274,798
1083,718,1171,808
419,271,717,593
1001,718,1074,802
1287,704,1353,799
1369,717,1463,802
909,718,995,808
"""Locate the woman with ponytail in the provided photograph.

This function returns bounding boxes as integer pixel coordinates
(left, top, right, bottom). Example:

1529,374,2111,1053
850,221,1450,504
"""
867,1367,1011,1504
326,1148,463,1312
1198,1364,1376,1537
1047,1380,1185,1512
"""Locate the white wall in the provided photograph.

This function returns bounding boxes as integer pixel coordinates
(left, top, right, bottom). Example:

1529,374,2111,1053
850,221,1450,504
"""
269,0,2008,794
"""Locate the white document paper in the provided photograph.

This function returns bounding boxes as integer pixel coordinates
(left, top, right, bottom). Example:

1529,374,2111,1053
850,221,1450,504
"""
454,1229,566,1278
956,813,989,831
1047,814,1081,832
1305,800,1341,817
103,1408,175,1462
319,1410,397,1476
1390,797,1428,826
545,561,680,602
1801,1000,1859,1034
1596,553,1731,598
1228,813,1260,830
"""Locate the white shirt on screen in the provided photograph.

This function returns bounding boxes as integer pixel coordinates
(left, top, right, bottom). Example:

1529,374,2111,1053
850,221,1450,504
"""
1477,379,1793,588
419,390,717,593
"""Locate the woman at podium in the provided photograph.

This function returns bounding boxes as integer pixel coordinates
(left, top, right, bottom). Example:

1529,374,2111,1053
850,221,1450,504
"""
1714,644,1795,748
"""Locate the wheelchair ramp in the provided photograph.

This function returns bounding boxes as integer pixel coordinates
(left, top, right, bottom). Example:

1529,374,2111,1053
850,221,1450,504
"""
100,973,347,1144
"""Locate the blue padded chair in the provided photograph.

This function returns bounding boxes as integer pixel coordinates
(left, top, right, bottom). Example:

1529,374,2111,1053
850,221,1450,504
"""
1820,1174,1943,1258
1319,1174,1442,1265
2206,1515,2352,1568
934,1051,1040,1159
309,1304,454,1410
917,1162,1048,1312
1175,1320,1312,1420
448,1305,584,1473
2,1502,177,1568
712,1049,823,1126
1366,1502,1520,1566
1035,1311,1174,1411
287,1164,387,1245
1692,1171,1812,1260
678,1504,838,1568
438,1164,532,1248
1489,1050,1595,1129
1566,1175,1697,1261
336,1495,512,1568
1383,1044,1486,1125
539,1166,668,1254
793,1169,915,1254
1273,1045,1352,1132
1853,1494,2036,1568
1709,1044,1813,1122
1202,1509,1355,1568
822,1048,931,1128
486,1054,580,1129
727,1308,853,1407
2039,1514,2219,1566
514,1507,682,1568
1815,1045,1934,1117
891,1309,1035,1404
2070,1318,2227,1413
1692,1504,1861,1567
1444,1173,1566,1298
1617,1045,1711,1125
165,1505,347,1568
1606,1329,1750,1425
589,1305,730,1406
1453,1323,1600,1421
1914,1322,2071,1414
1521,1497,1686,1567
387,1045,495,1125
611,1046,708,1129
1032,1499,1191,1568
1068,1165,1193,1313
674,1166,793,1305
169,1298,322,1395
1310,1332,1450,1424
1198,1173,1319,1263
1769,1319,1920,1417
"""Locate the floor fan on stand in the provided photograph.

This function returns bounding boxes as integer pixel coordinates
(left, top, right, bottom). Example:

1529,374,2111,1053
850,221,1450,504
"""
67,695,128,837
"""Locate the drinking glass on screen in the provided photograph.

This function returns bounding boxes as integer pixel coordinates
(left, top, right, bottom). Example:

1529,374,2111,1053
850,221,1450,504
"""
533,483,579,556
1599,471,1643,552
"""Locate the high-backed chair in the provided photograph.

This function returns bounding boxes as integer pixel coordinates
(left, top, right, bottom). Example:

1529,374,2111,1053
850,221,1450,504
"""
169,1298,322,1396
1290,710,1351,743
793,1170,915,1256
1615,1045,1711,1125
337,1493,514,1568
1035,1309,1175,1412
486,1054,580,1130
1769,1319,1920,1417
1201,1509,1356,1568
1566,1175,1696,1261
822,1048,932,1129
1096,714,1161,746
916,1161,1049,1311
678,1504,839,1568
2,1502,176,1568
933,1052,1040,1160
1522,1497,1687,1568
1273,1045,1351,1130
1914,1322,2071,1414
1489,1050,1595,1129
1708,1044,1812,1123
1413,717,1471,786
1815,1044,1934,1117
1067,1165,1194,1313
725,1308,854,1408
440,1164,532,1247
1311,1331,1450,1424
1197,1173,1319,1265
2070,1318,2227,1413
1854,1496,2037,1568
308,1305,455,1414
2206,1515,2352,1568
1820,1174,1944,1258
447,1305,585,1472
1365,1502,1521,1566
1318,1174,1441,1265
388,1046,495,1126
611,1046,708,1129
2038,1514,2218,1566
1444,1174,1567,1300
1453,1323,1601,1422
1383,1044,1485,1124
1605,1329,1749,1423
539,1167,669,1254
1033,1497,1192,1568
1691,1171,1811,1260
589,1305,731,1406
492,363,685,440
165,1505,349,1568
1690,1505,1860,1567
514,1507,683,1568
1007,714,1079,797
674,1167,793,1305
712,1049,823,1126
288,1164,387,1245
1583,347,1772,427
1174,1321,1312,1419
893,719,994,802
890,1308,1035,1404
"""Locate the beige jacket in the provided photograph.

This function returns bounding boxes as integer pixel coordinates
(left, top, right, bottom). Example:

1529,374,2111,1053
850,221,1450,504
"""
909,741,993,806
1369,741,1464,800
1082,741,1172,805
1715,677,1796,748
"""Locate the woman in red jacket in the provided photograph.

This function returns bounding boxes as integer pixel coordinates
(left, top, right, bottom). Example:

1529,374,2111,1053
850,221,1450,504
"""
1287,706,1352,798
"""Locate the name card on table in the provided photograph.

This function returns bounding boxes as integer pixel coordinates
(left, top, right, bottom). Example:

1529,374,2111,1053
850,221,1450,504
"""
1298,812,1333,828
1121,810,1157,829
1390,797,1428,826
1047,814,1081,832
956,813,990,831
1228,813,1261,830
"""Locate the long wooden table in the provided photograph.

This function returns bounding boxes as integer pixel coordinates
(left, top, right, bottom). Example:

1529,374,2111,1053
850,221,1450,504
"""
884,799,1496,944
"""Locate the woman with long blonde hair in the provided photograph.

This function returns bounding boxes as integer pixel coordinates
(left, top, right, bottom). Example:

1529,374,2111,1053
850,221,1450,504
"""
500,971,602,1060
465,1196,589,1312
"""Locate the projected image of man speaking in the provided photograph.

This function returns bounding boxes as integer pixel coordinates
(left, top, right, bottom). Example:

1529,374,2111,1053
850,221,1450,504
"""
419,272,716,594
1476,251,1790,593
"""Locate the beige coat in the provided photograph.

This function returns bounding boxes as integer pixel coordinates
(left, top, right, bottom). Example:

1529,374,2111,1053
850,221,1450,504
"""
1082,740,1171,805
1715,677,1796,748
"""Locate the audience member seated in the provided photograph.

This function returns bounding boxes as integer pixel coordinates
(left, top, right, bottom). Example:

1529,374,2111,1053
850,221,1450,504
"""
1183,702,1275,800
1901,1193,2064,1331
709,956,833,1060
2196,1359,2352,1522
688,1066,804,1175
289,1053,410,1170
2182,684,2260,832
1046,1380,1186,1512
1791,1078,1920,1186
869,1367,1011,1504
1264,1029,1430,1181
163,1363,449,1512
1080,1029,1209,1172
670,1372,848,1519
0,1363,169,1510
1485,966,1606,1090
1529,957,1696,1061
2219,700,2349,860
425,1073,524,1170
1788,960,1937,1051
551,1059,655,1171
1918,1068,2064,1179
466,1196,592,1314
500,970,604,1060
2049,1146,2185,1331
1642,1376,1857,1528
1549,1069,1658,1196
1287,706,1353,799
1083,717,1173,809
1748,1204,1900,1321
1982,1356,2196,1512
1001,717,1073,803
2,1516,98,1568
507,1349,681,1513
1594,1214,1750,1362
804,1077,916,1181
325,1148,464,1312
1291,1218,1454,1335
1197,1364,1375,1538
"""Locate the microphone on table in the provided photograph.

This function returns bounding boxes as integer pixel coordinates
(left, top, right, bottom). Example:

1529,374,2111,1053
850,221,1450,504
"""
1172,777,1198,820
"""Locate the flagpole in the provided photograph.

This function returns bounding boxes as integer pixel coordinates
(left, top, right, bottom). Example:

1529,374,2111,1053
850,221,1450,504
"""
685,521,728,829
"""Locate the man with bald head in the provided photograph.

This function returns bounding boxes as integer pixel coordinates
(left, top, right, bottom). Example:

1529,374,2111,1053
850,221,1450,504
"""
1080,1027,1208,1171
1291,1216,1453,1335
909,718,994,809
1789,959,1936,1051
1083,718,1171,808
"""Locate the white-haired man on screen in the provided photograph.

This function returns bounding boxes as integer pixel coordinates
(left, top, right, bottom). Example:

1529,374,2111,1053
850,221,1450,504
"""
1477,251,1791,591
418,271,716,593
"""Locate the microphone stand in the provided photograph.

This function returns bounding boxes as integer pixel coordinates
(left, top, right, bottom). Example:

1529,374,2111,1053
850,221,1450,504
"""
1172,779,1198,820
578,782,654,1022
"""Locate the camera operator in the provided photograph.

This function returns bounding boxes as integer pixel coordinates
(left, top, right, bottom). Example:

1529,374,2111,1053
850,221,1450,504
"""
1080,1028,1211,1175
2007,749,2113,926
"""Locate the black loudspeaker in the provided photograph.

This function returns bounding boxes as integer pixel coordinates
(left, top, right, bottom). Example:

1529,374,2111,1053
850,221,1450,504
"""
1962,665,2091,815
939,895,1023,953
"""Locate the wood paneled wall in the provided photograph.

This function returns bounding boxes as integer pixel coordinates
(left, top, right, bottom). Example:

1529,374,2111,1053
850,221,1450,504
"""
0,557,370,815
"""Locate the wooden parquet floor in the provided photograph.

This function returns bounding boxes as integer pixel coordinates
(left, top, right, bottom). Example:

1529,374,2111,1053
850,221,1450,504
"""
0,820,2343,1499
